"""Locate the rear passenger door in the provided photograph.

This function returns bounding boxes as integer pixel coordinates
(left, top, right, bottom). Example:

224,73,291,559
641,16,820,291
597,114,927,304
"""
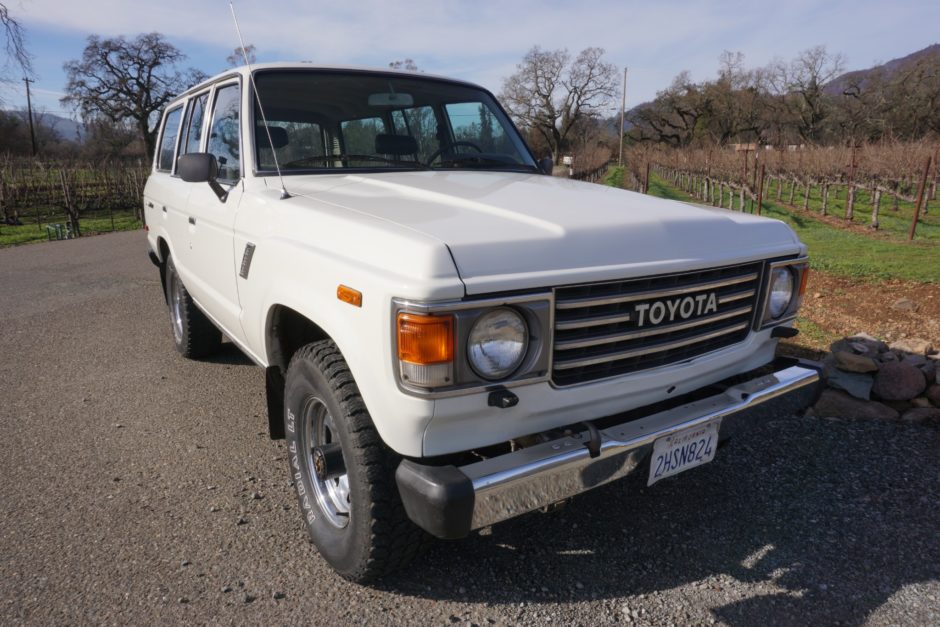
145,104,188,266
182,80,244,340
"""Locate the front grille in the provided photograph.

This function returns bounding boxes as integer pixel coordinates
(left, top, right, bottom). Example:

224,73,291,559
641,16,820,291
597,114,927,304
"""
551,262,763,386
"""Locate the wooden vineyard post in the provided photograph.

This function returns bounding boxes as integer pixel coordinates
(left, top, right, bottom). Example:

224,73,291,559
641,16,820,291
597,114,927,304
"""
644,162,650,194
755,164,765,215
908,156,932,241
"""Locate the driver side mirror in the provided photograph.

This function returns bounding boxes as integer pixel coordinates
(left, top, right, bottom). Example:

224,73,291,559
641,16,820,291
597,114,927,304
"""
538,157,554,176
177,153,228,202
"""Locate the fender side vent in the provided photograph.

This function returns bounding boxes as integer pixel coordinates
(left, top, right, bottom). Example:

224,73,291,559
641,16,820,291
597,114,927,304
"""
239,243,256,279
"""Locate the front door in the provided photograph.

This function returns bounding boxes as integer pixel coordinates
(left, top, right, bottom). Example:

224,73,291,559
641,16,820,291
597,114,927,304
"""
183,81,244,341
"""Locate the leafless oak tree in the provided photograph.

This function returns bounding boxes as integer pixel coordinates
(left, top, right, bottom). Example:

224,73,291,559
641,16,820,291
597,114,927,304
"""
501,46,617,161
226,44,257,67
0,2,33,101
61,33,206,159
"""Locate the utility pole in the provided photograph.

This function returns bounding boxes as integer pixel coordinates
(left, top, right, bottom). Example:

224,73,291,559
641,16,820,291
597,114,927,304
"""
618,67,627,167
23,77,37,156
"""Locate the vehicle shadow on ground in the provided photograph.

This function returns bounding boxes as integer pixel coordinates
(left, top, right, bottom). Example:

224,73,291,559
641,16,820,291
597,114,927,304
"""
202,341,255,366
380,416,940,624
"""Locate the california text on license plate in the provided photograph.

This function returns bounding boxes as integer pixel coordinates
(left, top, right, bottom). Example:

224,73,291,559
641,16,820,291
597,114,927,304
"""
647,419,721,486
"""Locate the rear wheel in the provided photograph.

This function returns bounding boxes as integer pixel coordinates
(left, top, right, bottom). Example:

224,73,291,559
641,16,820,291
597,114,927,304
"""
164,255,222,358
284,340,427,582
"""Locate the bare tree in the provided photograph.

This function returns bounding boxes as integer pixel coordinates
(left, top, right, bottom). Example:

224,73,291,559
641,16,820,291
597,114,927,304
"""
773,46,845,143
61,33,206,159
0,2,32,82
388,59,419,71
226,44,257,67
501,46,618,161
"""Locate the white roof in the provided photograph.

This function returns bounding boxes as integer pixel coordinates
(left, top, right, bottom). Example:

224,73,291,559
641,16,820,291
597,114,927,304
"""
178,62,483,101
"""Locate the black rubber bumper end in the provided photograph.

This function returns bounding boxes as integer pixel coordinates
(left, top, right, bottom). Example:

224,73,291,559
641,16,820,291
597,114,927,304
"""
148,249,161,267
395,460,475,539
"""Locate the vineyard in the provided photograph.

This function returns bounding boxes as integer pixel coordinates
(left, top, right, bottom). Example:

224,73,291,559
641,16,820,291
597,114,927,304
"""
0,157,148,245
618,142,940,243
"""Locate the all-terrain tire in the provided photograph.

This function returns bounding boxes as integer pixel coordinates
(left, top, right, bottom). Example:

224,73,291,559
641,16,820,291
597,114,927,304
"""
284,340,428,582
164,255,222,359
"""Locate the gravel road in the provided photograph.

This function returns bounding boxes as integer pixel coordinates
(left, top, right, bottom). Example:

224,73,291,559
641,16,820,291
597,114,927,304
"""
1,231,939,625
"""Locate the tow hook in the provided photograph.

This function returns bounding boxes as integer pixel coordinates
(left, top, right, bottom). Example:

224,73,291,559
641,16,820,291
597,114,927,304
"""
580,421,602,459
312,443,345,481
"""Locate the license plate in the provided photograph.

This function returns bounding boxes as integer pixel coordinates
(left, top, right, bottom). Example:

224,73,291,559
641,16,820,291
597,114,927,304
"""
647,419,721,486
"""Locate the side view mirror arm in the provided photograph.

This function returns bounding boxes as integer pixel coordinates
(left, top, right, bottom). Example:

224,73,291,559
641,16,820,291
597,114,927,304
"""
208,179,229,203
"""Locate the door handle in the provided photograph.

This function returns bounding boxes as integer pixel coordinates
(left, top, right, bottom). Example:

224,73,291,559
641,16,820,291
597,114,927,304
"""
147,201,154,208
188,217,196,225
162,206,167,213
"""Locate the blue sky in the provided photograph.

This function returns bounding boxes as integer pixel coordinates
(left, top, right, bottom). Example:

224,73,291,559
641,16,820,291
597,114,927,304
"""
2,0,939,121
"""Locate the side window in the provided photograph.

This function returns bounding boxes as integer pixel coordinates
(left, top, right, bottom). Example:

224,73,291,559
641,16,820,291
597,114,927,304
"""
181,92,209,155
341,117,387,155
445,102,509,153
156,105,183,172
207,84,241,181
397,106,440,162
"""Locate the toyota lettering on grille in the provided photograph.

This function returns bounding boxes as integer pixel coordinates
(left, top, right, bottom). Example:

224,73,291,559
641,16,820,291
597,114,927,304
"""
634,293,718,327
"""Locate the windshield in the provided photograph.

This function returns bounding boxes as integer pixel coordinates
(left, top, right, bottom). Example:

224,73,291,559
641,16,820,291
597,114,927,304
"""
252,70,537,174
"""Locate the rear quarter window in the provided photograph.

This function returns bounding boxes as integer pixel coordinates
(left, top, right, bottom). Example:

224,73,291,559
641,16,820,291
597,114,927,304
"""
157,106,184,172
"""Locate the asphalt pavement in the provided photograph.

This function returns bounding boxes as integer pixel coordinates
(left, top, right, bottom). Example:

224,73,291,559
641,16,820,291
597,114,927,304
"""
1,231,938,625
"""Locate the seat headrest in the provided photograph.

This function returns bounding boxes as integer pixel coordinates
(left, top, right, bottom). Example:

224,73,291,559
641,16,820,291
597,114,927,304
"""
375,134,418,156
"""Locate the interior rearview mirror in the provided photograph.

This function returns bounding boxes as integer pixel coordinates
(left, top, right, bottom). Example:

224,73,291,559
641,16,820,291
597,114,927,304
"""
368,92,414,107
177,153,228,202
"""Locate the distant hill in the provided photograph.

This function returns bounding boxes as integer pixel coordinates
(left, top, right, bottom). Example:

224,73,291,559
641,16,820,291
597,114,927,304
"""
825,43,940,95
4,110,85,142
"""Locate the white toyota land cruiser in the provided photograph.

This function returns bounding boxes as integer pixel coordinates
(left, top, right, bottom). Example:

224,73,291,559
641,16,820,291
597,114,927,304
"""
144,64,822,582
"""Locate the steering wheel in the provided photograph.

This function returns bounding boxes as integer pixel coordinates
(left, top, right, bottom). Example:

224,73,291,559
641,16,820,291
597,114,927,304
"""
426,141,483,166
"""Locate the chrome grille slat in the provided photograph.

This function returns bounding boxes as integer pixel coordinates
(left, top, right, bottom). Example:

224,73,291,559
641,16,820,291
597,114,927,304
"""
551,262,763,386
555,305,753,350
718,289,755,304
555,273,758,310
554,322,750,370
555,312,632,331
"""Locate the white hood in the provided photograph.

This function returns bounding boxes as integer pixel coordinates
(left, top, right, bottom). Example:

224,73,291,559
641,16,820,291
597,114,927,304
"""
285,171,803,295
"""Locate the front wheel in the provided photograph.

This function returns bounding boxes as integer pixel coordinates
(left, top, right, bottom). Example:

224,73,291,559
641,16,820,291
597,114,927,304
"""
284,340,427,582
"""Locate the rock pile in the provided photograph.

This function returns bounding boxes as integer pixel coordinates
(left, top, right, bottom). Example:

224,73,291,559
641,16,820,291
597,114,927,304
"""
811,333,940,425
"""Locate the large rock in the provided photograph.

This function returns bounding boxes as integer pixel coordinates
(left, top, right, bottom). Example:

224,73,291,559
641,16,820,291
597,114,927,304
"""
833,351,879,373
813,389,899,421
900,407,940,424
847,333,889,354
889,338,935,356
920,360,937,384
872,362,927,401
826,368,873,400
927,385,940,406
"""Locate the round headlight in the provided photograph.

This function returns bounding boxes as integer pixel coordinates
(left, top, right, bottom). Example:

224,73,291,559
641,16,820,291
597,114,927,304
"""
467,308,528,380
768,267,795,319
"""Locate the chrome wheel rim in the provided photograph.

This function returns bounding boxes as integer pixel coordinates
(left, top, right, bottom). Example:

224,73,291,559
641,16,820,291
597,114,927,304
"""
169,269,184,344
303,397,350,528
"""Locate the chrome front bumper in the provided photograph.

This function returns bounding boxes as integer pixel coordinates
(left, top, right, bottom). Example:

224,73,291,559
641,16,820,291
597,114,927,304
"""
396,360,822,538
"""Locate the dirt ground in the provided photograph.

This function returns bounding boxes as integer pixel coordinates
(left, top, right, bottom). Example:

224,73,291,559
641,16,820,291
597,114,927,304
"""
783,270,940,357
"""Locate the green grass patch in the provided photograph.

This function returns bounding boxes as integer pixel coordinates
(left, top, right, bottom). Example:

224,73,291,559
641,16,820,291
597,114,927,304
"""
602,165,625,188
0,210,142,247
647,172,940,283
764,178,940,243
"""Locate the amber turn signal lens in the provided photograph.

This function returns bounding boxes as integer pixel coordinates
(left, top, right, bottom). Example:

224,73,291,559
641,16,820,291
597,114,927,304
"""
397,313,454,365
337,285,362,307
798,266,810,297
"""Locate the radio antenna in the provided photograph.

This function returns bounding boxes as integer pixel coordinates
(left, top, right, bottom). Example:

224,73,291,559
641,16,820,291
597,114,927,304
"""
230,1,290,199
